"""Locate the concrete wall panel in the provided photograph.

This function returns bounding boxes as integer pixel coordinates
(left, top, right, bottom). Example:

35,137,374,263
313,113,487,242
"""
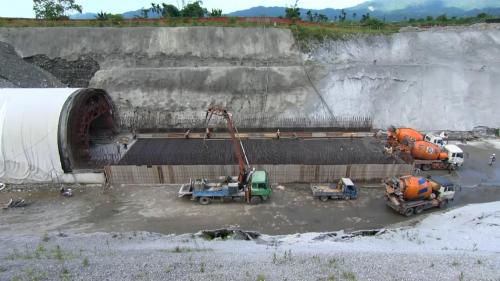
107,164,412,185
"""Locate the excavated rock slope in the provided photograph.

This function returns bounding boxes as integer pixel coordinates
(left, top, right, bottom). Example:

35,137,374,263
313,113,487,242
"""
0,25,499,130
0,41,62,88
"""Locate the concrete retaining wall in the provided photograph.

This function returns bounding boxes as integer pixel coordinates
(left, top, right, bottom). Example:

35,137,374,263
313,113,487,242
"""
106,164,413,184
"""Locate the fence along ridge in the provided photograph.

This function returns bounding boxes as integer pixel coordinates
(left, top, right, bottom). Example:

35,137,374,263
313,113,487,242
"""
119,109,372,130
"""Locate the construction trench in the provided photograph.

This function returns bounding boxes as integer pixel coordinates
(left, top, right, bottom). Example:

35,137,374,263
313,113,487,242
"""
0,25,499,239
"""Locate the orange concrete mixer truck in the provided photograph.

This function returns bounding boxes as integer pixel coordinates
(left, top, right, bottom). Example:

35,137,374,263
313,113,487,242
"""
387,127,464,171
385,175,456,216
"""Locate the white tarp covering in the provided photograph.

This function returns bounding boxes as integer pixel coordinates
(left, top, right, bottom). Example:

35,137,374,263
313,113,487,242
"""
0,88,79,183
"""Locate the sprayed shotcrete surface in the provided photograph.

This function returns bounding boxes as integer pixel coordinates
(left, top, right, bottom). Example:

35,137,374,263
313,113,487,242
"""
1,25,499,130
118,138,394,165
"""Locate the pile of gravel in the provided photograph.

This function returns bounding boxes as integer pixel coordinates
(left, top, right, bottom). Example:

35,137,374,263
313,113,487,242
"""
0,41,63,88
24,54,100,88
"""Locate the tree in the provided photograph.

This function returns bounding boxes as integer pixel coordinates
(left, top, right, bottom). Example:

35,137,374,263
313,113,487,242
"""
163,4,180,17
306,10,313,22
181,1,206,17
161,3,181,18
339,9,347,22
352,12,357,20
284,0,300,20
426,16,433,21
33,0,82,20
209,8,222,17
361,13,370,22
150,3,162,16
477,13,488,19
150,3,181,18
317,14,328,22
436,14,448,22
363,17,384,28
95,11,123,22
141,8,149,18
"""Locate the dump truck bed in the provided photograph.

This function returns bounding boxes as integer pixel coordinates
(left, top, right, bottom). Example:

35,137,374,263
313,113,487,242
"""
310,184,343,197
178,183,193,197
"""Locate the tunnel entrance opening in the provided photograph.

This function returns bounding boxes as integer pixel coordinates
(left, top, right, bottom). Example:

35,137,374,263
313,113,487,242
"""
59,89,118,172
88,111,115,143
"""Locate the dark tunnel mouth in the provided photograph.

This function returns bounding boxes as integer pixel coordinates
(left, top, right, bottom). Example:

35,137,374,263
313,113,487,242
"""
58,88,117,172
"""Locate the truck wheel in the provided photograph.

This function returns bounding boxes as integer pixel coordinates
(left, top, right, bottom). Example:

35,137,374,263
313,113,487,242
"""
404,208,414,217
414,206,424,214
250,196,262,205
439,200,448,209
319,196,329,202
422,164,432,171
199,197,211,205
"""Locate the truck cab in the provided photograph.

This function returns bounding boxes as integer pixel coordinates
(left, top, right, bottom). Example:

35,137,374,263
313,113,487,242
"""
338,178,358,199
428,176,456,202
443,144,464,167
424,134,444,147
248,170,272,203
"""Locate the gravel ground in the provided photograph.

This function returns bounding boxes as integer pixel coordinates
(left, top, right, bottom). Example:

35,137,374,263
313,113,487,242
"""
0,230,498,281
0,41,63,88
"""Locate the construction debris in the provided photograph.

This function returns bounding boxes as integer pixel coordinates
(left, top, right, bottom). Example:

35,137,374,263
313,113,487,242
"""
3,198,28,209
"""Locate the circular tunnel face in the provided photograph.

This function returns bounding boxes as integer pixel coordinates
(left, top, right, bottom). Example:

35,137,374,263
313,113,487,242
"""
59,88,117,172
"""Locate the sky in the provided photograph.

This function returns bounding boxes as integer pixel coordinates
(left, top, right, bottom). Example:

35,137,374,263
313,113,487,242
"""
0,0,367,18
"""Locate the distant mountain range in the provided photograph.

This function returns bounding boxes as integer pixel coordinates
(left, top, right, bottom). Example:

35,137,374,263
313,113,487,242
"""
71,0,500,21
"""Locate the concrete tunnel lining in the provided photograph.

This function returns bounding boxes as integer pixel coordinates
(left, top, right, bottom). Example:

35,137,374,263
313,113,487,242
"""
0,88,116,183
58,88,117,172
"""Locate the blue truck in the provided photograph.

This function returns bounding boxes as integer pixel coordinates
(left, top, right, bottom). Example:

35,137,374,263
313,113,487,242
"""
310,178,358,201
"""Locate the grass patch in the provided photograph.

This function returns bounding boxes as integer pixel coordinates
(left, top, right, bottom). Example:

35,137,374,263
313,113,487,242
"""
82,257,89,267
256,274,265,281
458,272,465,281
342,271,357,281
41,233,49,242
272,250,293,265
33,244,46,259
51,245,75,261
60,268,71,281
22,268,47,281
164,265,173,273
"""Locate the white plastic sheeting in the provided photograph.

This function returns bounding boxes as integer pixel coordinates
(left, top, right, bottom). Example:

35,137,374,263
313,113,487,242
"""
0,88,78,183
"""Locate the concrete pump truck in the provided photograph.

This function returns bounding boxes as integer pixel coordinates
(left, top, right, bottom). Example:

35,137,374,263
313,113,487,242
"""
178,106,271,205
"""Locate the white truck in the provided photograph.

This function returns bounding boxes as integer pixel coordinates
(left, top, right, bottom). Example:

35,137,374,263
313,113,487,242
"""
414,144,464,171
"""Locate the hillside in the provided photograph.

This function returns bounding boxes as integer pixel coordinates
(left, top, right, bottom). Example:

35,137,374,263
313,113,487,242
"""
1,24,499,130
69,0,500,20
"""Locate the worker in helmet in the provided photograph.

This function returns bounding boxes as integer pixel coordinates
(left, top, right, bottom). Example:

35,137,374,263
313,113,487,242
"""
489,153,496,166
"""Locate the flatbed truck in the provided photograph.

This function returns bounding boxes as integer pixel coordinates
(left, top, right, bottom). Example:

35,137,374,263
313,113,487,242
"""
310,178,357,201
